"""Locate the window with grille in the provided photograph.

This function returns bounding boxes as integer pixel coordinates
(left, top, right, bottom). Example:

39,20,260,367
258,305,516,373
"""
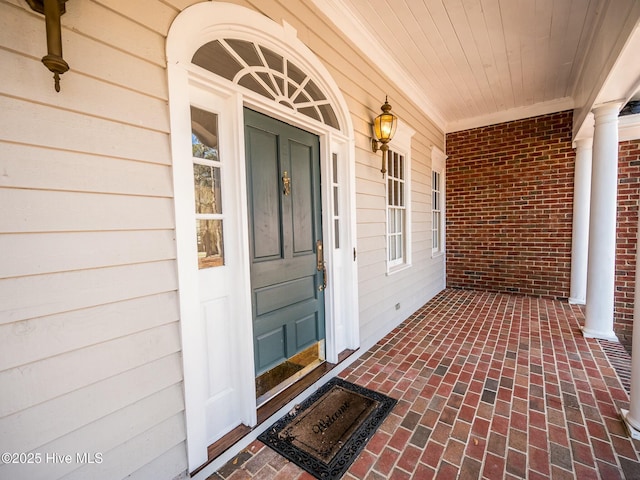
192,38,340,130
431,145,446,257
387,150,407,267
432,170,442,252
191,106,225,269
332,153,341,249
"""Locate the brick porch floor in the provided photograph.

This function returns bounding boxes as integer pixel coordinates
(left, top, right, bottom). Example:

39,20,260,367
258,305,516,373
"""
210,289,640,479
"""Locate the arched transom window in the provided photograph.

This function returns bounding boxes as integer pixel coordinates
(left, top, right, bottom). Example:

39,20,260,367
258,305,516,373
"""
192,38,340,130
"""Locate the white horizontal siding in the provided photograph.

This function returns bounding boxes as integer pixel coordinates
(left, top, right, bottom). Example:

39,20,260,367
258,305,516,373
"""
2,0,167,61
1,231,176,279
0,322,181,417
0,143,172,194
61,413,187,480
0,97,170,161
0,1,186,478
1,2,168,99
0,386,184,480
93,0,179,35
0,50,170,132
0,353,183,454
126,442,188,480
64,0,166,66
0,189,175,233
0,292,179,370
0,261,178,325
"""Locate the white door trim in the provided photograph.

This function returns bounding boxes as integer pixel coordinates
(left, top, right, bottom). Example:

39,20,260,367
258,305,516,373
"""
167,2,359,472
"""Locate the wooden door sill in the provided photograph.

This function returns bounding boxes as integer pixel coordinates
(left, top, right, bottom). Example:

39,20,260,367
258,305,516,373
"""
190,424,252,477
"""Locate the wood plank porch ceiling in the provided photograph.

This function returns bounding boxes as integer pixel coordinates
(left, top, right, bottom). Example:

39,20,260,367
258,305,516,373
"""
314,0,611,132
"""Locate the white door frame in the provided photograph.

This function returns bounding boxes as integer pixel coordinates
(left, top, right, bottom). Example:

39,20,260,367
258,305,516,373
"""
167,2,359,471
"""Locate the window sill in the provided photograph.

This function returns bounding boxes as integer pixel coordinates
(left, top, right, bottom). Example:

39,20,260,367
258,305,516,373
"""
431,250,445,259
386,263,412,276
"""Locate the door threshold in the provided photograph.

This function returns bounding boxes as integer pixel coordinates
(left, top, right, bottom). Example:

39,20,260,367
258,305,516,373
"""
190,348,357,477
256,341,327,406
257,348,356,424
256,358,324,407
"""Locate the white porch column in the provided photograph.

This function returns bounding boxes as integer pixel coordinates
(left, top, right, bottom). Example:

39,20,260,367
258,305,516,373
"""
583,102,622,340
622,215,640,439
569,138,593,305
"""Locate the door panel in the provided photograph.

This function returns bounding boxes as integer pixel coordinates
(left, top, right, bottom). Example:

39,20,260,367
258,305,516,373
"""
290,140,315,255
244,108,325,376
295,314,320,348
255,327,286,368
247,127,282,261
255,276,316,316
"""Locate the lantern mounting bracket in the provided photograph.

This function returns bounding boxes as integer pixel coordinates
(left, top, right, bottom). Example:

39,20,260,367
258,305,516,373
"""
27,0,69,92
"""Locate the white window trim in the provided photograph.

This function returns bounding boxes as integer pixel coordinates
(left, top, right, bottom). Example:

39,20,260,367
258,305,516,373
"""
431,146,447,258
385,121,415,275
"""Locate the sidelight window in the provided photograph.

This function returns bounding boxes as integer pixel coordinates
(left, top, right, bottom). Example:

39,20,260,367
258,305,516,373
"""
332,153,341,249
191,106,225,268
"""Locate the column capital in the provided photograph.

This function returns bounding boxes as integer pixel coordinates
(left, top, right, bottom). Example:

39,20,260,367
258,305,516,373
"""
592,101,624,120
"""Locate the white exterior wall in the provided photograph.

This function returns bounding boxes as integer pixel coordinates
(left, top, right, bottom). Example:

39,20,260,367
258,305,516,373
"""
355,139,446,347
0,0,445,479
0,0,194,478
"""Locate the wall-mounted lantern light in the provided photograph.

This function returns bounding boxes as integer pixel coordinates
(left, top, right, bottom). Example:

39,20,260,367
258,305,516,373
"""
27,0,69,92
371,96,398,176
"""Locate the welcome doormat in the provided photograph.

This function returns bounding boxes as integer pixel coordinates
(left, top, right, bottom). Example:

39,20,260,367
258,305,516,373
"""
258,377,397,479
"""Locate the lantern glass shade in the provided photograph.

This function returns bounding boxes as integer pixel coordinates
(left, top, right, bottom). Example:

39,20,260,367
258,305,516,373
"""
372,97,398,176
373,101,398,143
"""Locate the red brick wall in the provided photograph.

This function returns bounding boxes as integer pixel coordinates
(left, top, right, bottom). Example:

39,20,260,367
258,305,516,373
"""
615,139,640,343
445,111,575,298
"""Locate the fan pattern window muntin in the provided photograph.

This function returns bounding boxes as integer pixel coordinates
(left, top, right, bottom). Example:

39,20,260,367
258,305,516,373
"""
192,39,340,130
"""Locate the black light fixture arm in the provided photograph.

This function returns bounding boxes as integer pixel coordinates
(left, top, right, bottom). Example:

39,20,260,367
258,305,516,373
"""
27,0,69,92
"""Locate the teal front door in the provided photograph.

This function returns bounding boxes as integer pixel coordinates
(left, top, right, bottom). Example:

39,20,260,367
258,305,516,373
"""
244,108,326,383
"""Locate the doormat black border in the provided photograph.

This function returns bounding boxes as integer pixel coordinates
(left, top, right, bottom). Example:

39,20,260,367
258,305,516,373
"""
258,377,397,480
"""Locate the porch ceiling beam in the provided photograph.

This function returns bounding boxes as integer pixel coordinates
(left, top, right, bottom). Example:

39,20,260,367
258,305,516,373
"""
573,9,640,142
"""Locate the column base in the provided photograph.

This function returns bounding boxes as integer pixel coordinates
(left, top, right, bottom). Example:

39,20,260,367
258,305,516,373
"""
568,297,586,305
621,409,640,440
580,326,618,342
